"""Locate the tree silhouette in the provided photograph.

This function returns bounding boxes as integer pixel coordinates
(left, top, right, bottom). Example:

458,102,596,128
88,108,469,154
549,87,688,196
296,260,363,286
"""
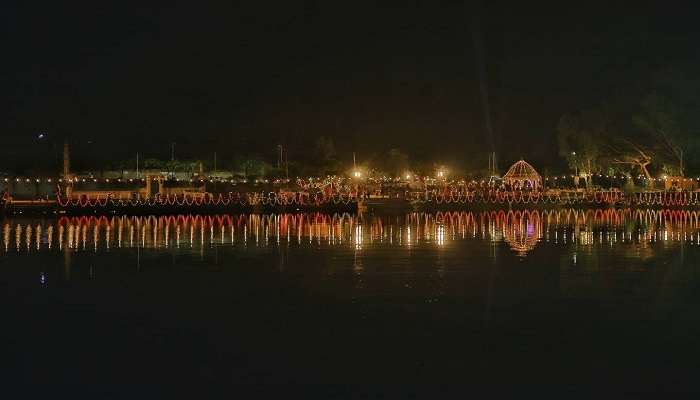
633,93,690,176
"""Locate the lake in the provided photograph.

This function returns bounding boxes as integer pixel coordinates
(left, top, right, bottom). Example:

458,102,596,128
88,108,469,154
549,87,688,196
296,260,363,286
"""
2,209,700,392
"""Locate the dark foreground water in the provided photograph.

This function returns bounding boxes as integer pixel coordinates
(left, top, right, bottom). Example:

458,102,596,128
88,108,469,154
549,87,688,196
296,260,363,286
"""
2,209,700,392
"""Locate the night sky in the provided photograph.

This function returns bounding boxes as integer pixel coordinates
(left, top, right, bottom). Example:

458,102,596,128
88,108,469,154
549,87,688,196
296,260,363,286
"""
4,2,699,171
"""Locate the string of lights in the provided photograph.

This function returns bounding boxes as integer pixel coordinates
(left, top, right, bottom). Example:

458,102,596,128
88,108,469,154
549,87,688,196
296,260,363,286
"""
4,174,700,185
46,189,700,210
55,192,360,208
415,189,700,207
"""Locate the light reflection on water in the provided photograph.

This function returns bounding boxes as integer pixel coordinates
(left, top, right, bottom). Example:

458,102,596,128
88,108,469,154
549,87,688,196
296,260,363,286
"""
3,209,699,388
2,209,700,255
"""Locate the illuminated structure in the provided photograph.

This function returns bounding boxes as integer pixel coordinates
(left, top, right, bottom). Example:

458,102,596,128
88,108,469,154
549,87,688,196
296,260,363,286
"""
502,159,542,190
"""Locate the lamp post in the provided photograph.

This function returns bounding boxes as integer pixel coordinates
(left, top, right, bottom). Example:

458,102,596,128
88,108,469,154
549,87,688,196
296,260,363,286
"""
170,143,177,179
572,152,578,188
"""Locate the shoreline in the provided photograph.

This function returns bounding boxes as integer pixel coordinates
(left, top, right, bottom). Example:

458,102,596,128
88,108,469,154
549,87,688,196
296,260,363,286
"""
4,199,700,216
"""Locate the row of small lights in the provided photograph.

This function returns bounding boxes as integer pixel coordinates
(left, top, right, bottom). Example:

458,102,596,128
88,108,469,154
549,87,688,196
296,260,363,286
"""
545,175,700,181
355,174,700,182
4,175,700,184
2,177,285,184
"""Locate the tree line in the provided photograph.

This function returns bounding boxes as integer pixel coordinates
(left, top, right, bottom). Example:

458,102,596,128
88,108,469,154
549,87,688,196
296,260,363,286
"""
556,68,700,186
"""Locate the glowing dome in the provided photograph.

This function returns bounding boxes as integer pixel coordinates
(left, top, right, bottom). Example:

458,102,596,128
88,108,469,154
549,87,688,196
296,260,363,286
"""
502,160,542,190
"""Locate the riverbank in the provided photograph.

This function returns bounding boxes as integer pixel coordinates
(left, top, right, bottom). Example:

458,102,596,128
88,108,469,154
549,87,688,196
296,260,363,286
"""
5,196,700,216
5,175,700,215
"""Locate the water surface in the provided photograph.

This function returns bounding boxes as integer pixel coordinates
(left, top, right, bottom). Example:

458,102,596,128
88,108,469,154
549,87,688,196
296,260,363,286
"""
2,210,700,390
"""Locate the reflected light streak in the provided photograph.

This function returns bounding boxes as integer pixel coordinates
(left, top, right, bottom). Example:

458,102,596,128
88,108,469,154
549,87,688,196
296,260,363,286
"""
2,209,699,257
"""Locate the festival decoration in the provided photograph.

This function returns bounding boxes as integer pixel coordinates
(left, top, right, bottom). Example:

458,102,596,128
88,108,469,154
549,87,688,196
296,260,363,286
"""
502,160,542,190
56,191,360,209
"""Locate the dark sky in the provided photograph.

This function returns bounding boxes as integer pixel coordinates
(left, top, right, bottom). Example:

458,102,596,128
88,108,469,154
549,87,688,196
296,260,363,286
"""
3,1,699,170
